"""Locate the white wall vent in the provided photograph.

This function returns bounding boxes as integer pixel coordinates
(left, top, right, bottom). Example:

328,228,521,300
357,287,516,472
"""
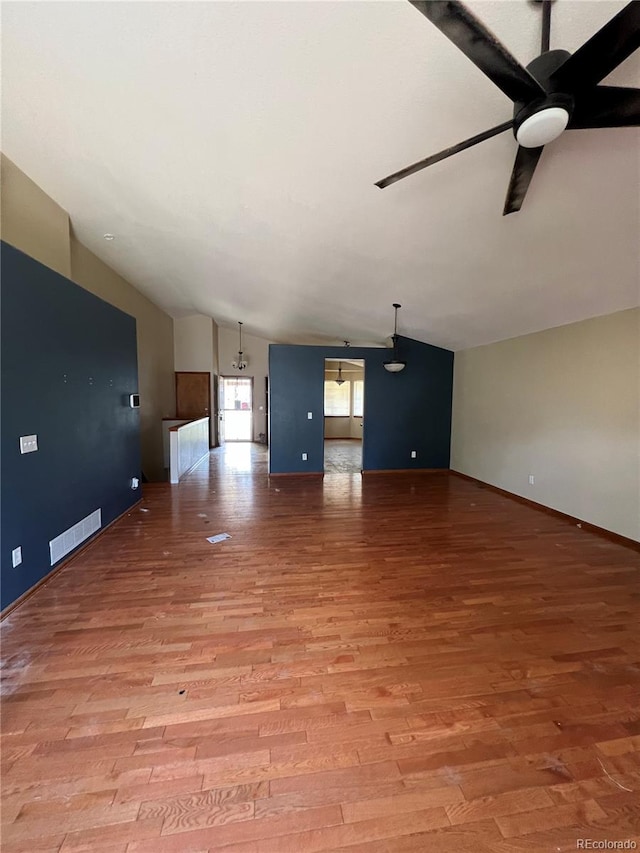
49,509,101,566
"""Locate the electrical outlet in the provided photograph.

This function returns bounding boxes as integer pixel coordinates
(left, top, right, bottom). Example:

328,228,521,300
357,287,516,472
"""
307,412,313,419
131,477,140,489
302,452,308,461
12,547,22,567
411,451,417,459
19,434,38,454
528,475,535,485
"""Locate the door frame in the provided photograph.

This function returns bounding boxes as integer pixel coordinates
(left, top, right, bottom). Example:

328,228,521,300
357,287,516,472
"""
322,359,365,473
219,375,254,442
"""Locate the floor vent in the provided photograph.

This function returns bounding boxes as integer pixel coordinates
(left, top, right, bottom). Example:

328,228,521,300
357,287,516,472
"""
49,509,101,566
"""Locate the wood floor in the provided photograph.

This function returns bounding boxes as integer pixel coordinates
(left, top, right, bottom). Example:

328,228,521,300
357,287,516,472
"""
2,447,639,852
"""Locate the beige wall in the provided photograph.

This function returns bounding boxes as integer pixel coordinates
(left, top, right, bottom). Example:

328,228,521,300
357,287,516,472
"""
0,154,71,277
324,417,364,439
174,315,217,373
218,326,272,442
451,309,640,541
1,154,175,482
174,314,218,445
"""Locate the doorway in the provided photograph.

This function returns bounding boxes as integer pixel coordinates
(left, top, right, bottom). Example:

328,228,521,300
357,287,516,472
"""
220,376,253,441
323,359,364,473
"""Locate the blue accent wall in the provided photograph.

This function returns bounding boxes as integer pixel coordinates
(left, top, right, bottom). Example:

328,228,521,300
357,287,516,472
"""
1,242,141,610
269,337,453,474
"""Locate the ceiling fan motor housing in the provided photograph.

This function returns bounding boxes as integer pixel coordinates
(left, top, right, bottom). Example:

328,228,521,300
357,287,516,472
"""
513,50,574,145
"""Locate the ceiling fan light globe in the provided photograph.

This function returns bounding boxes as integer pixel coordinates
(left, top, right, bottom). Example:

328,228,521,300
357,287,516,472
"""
516,107,569,148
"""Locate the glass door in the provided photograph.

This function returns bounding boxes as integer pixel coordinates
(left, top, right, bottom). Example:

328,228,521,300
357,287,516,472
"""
220,377,253,441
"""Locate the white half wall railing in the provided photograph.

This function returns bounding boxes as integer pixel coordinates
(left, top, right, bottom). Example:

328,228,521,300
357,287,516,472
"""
169,417,210,484
162,418,190,468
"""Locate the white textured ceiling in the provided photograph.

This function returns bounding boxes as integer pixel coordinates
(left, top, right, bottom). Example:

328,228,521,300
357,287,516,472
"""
2,1,639,350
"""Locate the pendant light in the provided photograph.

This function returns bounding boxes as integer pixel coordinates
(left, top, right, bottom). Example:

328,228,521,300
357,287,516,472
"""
383,303,406,373
335,362,346,386
232,321,248,371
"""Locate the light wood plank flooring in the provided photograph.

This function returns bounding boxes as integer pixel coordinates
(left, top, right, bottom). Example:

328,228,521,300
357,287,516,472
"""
2,448,639,852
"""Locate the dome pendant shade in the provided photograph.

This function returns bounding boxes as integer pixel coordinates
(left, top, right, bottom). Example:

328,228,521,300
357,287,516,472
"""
383,303,406,373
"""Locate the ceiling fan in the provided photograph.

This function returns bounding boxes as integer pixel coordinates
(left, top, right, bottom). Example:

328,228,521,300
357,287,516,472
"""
375,0,640,214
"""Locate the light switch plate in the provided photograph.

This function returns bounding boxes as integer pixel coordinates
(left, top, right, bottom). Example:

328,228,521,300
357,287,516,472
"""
12,547,22,567
19,434,38,454
307,412,313,419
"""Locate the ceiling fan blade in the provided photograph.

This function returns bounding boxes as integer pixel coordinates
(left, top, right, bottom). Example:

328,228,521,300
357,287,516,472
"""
551,1,640,91
375,120,513,189
409,1,546,103
503,145,544,215
569,85,640,128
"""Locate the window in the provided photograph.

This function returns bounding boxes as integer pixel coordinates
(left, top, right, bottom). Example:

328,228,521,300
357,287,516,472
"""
353,380,364,417
324,381,350,416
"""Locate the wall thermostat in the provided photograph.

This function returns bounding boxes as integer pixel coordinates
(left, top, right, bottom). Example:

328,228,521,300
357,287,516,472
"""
129,394,140,408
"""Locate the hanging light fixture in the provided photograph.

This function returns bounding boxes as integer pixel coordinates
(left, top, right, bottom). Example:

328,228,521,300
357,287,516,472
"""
383,303,406,373
335,362,346,386
232,321,248,371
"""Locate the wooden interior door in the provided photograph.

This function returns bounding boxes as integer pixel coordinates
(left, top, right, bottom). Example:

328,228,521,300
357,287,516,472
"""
175,372,212,445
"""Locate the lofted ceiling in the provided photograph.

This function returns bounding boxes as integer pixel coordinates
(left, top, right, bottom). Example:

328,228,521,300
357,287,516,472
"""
1,1,638,351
